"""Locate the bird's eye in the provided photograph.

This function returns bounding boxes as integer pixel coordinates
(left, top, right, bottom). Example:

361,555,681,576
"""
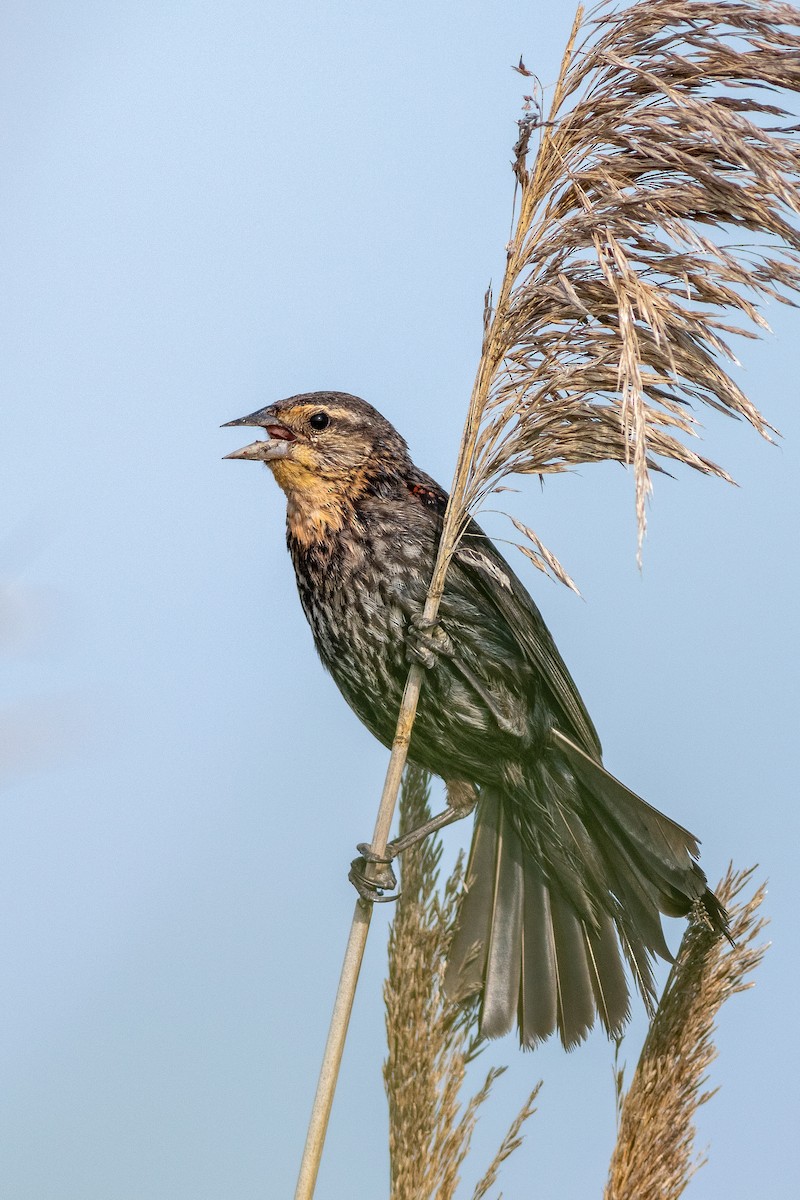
309,412,330,431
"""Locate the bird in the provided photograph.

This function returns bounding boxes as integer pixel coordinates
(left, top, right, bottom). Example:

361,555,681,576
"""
224,390,728,1049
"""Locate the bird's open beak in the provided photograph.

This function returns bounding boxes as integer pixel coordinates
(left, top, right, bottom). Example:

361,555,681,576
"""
222,407,297,462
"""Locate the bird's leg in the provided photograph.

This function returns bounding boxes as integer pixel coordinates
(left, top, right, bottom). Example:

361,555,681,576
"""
348,781,477,903
348,808,459,903
406,612,456,670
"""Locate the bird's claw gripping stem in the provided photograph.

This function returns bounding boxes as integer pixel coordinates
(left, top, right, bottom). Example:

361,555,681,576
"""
406,613,455,670
348,842,400,904
348,798,473,903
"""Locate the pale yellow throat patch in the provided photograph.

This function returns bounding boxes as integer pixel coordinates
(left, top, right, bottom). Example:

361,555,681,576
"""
269,458,349,546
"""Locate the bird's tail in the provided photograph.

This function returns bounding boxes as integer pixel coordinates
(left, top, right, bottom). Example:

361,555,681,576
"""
443,731,727,1049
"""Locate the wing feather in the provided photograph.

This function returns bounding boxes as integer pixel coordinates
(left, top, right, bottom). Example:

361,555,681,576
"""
405,471,602,758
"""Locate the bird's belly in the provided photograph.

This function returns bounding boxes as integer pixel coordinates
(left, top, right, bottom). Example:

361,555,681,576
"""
301,582,513,784
308,586,409,739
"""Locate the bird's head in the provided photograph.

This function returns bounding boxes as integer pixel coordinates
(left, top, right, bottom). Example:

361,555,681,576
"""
224,391,410,540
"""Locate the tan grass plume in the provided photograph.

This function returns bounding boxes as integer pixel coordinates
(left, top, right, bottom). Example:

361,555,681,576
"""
605,866,768,1199
384,766,540,1200
454,0,800,575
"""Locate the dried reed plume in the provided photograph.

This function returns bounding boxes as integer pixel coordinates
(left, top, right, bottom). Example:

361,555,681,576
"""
605,866,768,1199
455,0,800,576
384,766,540,1200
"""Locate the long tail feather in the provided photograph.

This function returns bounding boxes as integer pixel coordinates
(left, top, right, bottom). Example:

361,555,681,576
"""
444,741,727,1048
445,791,633,1048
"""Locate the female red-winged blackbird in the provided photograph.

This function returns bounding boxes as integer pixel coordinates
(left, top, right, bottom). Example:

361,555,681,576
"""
225,391,727,1048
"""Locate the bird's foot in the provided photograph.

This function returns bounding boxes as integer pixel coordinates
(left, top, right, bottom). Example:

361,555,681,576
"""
406,613,455,670
348,842,399,903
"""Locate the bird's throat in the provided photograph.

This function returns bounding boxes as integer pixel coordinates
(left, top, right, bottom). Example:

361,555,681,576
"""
269,459,355,548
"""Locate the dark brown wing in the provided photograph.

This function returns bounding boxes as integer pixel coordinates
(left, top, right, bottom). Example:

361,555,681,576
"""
407,470,602,760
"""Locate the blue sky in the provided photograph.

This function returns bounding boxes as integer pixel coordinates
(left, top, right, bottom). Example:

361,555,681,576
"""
3,2,798,1197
